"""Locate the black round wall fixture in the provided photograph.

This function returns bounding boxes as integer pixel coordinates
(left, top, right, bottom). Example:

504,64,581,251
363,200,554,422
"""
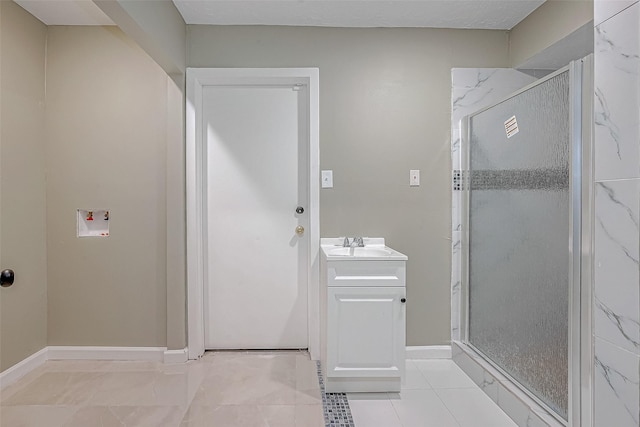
1,269,15,287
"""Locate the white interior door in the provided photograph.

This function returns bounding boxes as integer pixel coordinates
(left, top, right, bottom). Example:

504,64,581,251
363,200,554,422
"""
203,84,308,349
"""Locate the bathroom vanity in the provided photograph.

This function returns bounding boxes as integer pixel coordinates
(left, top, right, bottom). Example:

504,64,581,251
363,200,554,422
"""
320,238,407,393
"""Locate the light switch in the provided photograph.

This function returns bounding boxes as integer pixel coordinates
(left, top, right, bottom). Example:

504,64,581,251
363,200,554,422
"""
410,170,420,186
322,170,333,188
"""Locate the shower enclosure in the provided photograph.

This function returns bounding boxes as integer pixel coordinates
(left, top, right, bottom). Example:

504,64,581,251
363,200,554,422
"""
460,58,593,425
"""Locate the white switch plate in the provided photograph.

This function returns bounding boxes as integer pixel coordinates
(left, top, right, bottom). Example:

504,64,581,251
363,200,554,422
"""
322,170,333,188
410,170,420,186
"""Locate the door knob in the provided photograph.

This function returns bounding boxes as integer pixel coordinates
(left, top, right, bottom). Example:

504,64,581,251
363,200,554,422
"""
296,206,304,214
401,298,406,303
1,269,15,288
295,226,304,235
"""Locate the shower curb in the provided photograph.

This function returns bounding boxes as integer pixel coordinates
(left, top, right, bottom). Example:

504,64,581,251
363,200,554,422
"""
452,341,564,427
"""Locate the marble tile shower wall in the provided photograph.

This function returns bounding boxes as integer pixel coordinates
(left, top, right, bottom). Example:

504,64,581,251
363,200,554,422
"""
450,69,536,341
593,1,640,426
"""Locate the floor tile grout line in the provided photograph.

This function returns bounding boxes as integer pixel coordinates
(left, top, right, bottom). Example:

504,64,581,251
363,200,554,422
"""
406,359,435,390
385,393,408,427
388,388,465,427
430,387,466,427
400,359,486,427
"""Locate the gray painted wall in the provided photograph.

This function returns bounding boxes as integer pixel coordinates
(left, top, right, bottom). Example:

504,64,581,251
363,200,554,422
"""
509,0,593,68
188,26,511,345
95,0,187,76
165,77,187,350
0,5,593,365
0,1,48,371
45,26,171,347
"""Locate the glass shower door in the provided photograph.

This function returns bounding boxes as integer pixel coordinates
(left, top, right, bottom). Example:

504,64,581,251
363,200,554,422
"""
465,70,572,420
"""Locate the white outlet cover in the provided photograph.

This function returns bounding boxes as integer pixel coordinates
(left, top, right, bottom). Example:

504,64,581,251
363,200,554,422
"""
410,170,420,186
322,170,333,188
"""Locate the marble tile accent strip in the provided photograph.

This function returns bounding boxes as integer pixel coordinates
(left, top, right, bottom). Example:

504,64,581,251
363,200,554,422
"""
469,168,569,191
453,170,466,191
453,167,569,191
316,361,355,427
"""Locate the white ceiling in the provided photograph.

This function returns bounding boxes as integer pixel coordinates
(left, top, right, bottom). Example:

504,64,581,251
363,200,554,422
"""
14,1,114,25
173,0,545,29
15,0,545,30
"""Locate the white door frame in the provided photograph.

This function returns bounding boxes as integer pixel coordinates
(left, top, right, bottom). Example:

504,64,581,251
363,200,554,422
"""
186,68,320,360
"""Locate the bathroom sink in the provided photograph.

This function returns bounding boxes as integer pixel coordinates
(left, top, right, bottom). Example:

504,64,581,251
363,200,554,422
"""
321,238,408,261
327,247,394,257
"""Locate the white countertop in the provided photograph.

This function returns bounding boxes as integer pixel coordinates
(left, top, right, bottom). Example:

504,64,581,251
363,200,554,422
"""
320,237,408,261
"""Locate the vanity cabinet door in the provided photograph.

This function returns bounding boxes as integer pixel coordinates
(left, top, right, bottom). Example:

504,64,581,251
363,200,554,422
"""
327,287,405,378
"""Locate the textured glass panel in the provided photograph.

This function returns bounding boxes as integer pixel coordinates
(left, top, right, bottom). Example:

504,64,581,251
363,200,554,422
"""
468,71,570,419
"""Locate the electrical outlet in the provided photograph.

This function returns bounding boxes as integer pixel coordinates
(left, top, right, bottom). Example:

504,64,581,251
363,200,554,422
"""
410,170,420,186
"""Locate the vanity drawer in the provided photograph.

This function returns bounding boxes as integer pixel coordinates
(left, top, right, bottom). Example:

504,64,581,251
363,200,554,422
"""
326,260,405,287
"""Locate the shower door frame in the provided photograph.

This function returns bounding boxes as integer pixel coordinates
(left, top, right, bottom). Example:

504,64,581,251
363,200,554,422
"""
460,56,594,426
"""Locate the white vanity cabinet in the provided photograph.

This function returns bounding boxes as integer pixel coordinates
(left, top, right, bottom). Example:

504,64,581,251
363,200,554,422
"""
320,239,407,393
327,286,406,380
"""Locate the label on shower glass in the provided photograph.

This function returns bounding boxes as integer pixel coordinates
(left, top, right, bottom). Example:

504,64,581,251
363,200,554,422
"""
504,115,519,139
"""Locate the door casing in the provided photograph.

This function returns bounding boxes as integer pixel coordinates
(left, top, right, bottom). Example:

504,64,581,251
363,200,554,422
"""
186,68,320,360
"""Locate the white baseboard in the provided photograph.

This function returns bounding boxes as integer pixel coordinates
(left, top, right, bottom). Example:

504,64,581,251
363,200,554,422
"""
0,347,48,390
1,346,179,390
47,346,167,361
406,345,452,359
164,348,188,364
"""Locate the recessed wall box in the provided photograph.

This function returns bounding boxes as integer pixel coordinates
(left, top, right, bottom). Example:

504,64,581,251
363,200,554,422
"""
77,209,110,237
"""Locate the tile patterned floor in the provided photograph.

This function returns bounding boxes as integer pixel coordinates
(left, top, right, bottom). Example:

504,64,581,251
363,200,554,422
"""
0,350,324,427
347,359,518,427
0,354,517,427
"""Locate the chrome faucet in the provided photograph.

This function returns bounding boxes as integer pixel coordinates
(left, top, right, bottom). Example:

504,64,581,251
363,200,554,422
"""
342,237,365,247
